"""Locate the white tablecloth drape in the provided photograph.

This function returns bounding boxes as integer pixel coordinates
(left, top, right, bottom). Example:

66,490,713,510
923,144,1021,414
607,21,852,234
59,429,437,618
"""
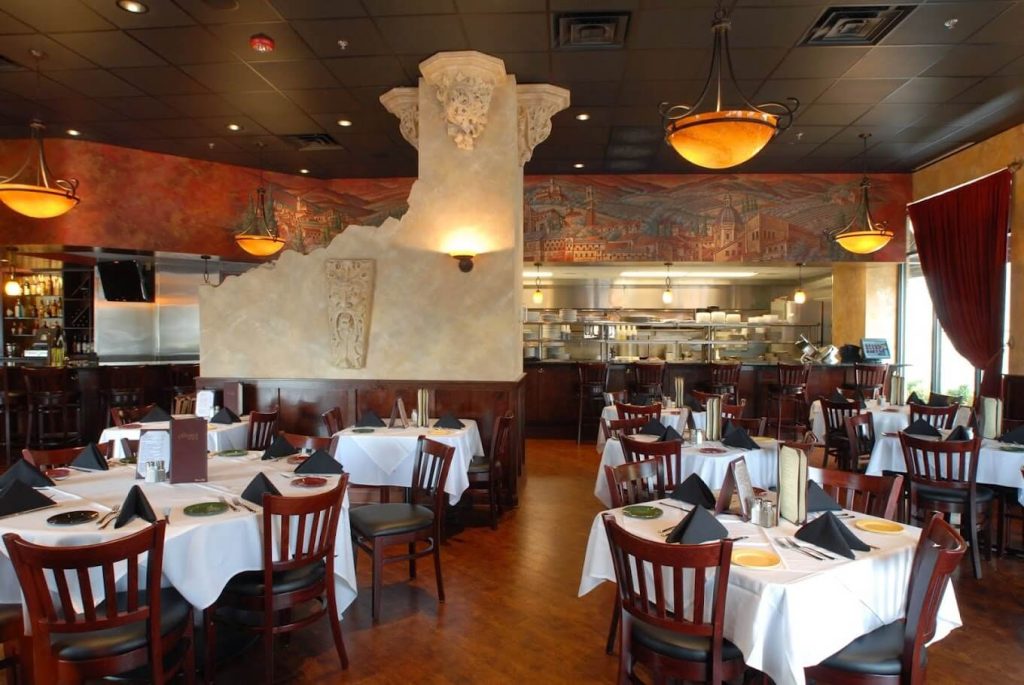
331,419,484,504
809,401,971,439
579,504,961,685
99,415,251,459
596,405,704,452
594,437,778,507
0,453,356,618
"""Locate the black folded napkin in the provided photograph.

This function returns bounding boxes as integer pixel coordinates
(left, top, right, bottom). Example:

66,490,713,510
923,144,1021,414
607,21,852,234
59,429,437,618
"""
261,433,299,460
665,505,728,545
659,425,683,442
640,418,664,436
140,405,172,423
71,443,108,471
355,410,385,428
670,473,715,509
905,418,941,437
434,413,465,429
907,392,922,405
210,407,241,424
945,425,971,442
0,480,54,518
829,390,851,404
241,472,281,506
795,511,870,559
683,394,703,412
928,394,951,407
721,422,759,450
807,480,842,512
0,459,54,489
114,485,157,529
999,425,1024,445
857,391,868,410
294,449,344,475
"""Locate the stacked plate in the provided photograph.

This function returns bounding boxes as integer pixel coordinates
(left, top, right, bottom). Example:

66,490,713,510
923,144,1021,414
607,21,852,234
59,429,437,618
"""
560,308,577,322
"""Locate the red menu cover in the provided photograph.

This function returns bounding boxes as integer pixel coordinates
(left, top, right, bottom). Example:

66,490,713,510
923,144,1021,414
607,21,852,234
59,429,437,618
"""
170,417,208,483
223,382,243,416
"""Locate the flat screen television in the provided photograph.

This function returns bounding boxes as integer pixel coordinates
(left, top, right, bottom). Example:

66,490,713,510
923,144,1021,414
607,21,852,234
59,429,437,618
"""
97,260,154,302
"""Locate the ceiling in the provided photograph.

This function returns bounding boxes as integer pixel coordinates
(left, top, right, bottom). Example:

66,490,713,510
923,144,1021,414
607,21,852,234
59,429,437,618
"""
0,0,1021,178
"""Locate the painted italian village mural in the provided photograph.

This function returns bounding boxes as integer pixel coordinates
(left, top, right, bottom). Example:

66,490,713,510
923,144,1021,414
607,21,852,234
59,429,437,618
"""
0,140,908,263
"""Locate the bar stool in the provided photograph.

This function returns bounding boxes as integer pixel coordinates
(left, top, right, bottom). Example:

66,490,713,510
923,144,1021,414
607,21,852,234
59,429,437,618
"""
102,365,146,427
577,362,609,444
167,363,199,406
0,367,27,466
23,366,81,449
631,361,665,406
767,363,810,440
842,362,888,401
708,362,741,403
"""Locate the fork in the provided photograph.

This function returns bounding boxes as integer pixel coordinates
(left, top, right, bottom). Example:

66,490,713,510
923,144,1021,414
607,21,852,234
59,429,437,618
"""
218,495,239,512
96,505,120,528
787,537,835,560
233,497,257,513
98,507,121,530
163,506,171,525
777,538,824,560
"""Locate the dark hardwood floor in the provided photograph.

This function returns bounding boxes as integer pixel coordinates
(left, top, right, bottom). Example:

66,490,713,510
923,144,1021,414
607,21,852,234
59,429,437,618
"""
211,438,1024,684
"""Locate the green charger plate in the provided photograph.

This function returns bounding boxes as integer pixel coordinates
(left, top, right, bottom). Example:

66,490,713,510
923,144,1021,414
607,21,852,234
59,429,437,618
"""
998,444,1024,452
183,502,229,517
622,505,663,519
213,449,248,457
352,427,375,434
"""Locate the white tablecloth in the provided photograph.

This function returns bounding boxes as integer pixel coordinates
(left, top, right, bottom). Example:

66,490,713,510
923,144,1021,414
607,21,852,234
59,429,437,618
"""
809,401,971,439
596,405,704,452
99,415,251,460
0,452,356,619
866,435,1024,505
331,419,484,504
579,503,961,685
594,437,779,508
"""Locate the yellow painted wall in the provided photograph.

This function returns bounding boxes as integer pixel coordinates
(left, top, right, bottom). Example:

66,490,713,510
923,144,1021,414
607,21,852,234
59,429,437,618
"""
832,263,898,348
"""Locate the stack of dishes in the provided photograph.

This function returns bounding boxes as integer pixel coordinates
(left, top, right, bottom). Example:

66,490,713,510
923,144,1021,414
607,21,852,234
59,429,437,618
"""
526,310,541,323
560,309,577,322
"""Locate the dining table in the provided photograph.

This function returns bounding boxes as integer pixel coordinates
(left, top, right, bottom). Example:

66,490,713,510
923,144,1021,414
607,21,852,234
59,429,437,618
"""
596,405,704,453
808,399,971,439
594,435,778,508
0,450,357,622
99,414,251,460
331,419,484,504
579,501,961,685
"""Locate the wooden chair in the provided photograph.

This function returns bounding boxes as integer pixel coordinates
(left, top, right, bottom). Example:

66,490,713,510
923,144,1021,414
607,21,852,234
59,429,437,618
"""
927,391,962,407
844,363,888,400
577,362,609,444
22,443,111,469
600,417,648,443
349,437,455,621
614,402,661,423
899,432,994,579
805,514,966,685
171,393,196,415
708,362,741,403
808,467,903,520
720,402,746,420
767,363,810,440
727,416,767,437
321,406,344,435
279,431,336,452
843,412,877,473
110,403,157,427
102,365,146,428
908,403,958,430
820,398,859,470
466,411,513,529
620,433,679,466
602,514,745,684
22,367,81,449
631,362,665,405
3,521,195,684
0,603,25,684
604,390,628,407
245,410,278,451
691,389,727,410
203,478,349,684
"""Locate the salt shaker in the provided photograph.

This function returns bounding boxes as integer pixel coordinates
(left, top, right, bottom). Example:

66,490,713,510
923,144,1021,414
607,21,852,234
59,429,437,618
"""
761,501,776,528
410,409,418,425
749,497,762,525
694,429,704,446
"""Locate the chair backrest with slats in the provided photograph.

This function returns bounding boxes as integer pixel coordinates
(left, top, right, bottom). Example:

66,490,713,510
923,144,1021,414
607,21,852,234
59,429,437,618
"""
410,437,456,515
720,402,745,419
691,390,726,410
927,392,962,407
777,363,810,388
604,459,665,507
280,431,336,453
615,402,662,422
899,433,981,494
321,406,344,435
854,363,888,389
22,444,100,469
908,403,959,430
246,410,279,450
601,417,648,443
23,366,70,395
821,398,859,437
710,362,740,386
489,412,513,483
602,514,734,684
633,362,665,387
578,362,609,390
726,416,767,437
171,393,196,415
620,435,680,465
262,477,348,576
808,466,903,519
844,412,876,467
110,403,156,427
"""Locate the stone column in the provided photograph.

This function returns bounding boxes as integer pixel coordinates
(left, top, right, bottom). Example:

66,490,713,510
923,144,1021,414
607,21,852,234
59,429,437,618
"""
832,263,898,348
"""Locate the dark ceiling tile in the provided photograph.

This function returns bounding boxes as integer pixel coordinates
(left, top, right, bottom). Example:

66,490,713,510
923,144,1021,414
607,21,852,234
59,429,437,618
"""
293,18,390,57
795,103,871,126
616,80,699,108
220,91,321,134
921,43,1024,77
949,76,1024,104
491,52,550,82
552,52,626,83
604,159,652,172
909,102,985,129
309,110,393,133
282,87,359,113
626,50,706,81
0,10,35,34
551,0,639,10
51,31,166,68
172,0,282,24
462,13,548,52
324,56,410,87
0,72,78,100
845,46,951,79
363,0,457,15
0,0,113,32
772,47,871,79
855,102,932,127
128,27,240,65
142,118,218,138
545,124,611,148
610,105,661,127
608,125,659,145
347,84,395,109
181,63,270,92
78,0,197,29
754,142,819,159
627,8,711,50
41,97,124,123
828,126,906,144
85,120,161,140
882,77,979,104
375,15,468,54
269,0,367,19
729,6,824,49
815,79,906,104
562,81,619,108
754,79,833,107
455,0,546,10
159,93,242,117
729,49,788,80
552,107,612,127
897,125,967,144
0,34,96,70
776,125,841,144
999,55,1024,75
880,2,1008,46
111,66,209,95
253,60,339,89
0,98,56,123
48,69,143,98
532,140,607,161
208,22,316,62
968,2,1024,45
100,95,181,119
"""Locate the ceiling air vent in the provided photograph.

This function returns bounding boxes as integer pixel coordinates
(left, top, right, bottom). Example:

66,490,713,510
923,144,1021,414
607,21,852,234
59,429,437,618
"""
554,12,630,50
802,5,916,46
285,133,345,152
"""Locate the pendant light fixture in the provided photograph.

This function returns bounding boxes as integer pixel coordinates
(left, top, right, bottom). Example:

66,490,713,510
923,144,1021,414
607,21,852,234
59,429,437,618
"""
829,133,894,255
3,251,21,297
661,262,673,305
0,50,80,219
658,2,797,169
234,142,285,257
531,262,544,305
793,262,806,304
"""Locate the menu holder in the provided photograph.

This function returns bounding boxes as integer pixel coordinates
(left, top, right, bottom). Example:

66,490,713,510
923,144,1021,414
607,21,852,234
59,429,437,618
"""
196,389,216,420
170,417,208,483
778,445,809,524
389,397,410,429
416,388,430,428
705,396,722,441
223,382,243,416
673,377,686,406
889,373,905,406
978,396,1003,440
137,428,170,480
714,456,754,521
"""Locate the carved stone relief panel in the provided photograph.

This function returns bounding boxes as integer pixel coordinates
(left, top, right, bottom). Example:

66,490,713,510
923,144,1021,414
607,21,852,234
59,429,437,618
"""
517,84,571,165
380,87,419,150
325,259,375,369
420,51,507,151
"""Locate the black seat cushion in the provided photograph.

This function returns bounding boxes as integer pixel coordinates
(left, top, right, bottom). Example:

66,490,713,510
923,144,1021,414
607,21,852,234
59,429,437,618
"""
350,503,433,537
224,561,326,597
818,620,920,676
631,620,743,663
915,483,994,505
51,588,190,661
467,457,490,474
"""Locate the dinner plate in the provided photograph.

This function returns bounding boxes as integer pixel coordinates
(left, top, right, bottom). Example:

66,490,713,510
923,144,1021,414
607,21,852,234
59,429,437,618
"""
882,408,901,413
213,449,248,457
48,467,71,481
998,444,1024,452
47,510,100,526
622,505,663,519
287,454,309,465
184,502,229,517
731,549,781,569
698,447,727,454
428,428,455,436
352,427,375,434
631,434,659,443
292,476,327,488
854,519,904,534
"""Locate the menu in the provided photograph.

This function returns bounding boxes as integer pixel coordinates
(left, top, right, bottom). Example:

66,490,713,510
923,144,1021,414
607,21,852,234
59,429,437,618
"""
137,428,170,479
195,389,216,419
778,445,808,524
170,417,208,484
714,456,754,520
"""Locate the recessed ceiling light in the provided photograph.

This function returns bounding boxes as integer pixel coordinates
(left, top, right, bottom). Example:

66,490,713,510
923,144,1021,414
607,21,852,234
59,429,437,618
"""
116,0,149,13
336,119,352,127
575,113,590,121
299,168,309,174
66,129,81,137
226,123,243,132
573,162,585,169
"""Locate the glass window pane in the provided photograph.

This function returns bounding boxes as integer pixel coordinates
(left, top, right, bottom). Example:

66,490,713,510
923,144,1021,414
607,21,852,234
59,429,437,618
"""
902,258,933,400
938,330,975,406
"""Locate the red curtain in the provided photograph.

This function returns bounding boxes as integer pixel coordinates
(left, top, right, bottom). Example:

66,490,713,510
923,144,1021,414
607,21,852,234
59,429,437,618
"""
908,169,1011,397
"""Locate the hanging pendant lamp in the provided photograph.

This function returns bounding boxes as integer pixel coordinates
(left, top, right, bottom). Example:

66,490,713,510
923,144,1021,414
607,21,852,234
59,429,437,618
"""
531,262,544,304
659,3,797,169
793,262,806,304
829,133,894,255
235,143,285,257
3,251,21,297
661,262,673,305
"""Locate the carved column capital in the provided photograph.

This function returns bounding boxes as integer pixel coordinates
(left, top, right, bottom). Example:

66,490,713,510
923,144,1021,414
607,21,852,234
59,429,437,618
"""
420,51,507,151
380,87,420,150
516,84,571,166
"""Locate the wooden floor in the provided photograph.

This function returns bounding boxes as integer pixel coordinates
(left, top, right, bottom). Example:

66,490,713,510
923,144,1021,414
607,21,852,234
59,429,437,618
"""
215,438,1024,684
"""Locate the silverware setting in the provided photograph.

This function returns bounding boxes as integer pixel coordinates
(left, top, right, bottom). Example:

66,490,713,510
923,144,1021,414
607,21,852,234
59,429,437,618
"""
233,496,257,513
659,501,690,512
163,506,171,524
780,537,835,561
96,505,120,528
218,495,239,512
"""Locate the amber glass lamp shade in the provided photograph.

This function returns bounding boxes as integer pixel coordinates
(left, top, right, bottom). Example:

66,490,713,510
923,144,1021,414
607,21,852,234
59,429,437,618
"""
666,110,779,169
0,184,79,218
235,234,285,256
834,229,894,255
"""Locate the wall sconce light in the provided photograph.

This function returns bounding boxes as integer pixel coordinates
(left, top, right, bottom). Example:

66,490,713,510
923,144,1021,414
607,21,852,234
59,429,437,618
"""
451,253,475,273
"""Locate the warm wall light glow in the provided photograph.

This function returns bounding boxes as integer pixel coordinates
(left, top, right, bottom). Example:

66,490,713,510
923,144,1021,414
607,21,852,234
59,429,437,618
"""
661,288,673,304
666,110,779,169
441,227,491,258
532,288,544,304
235,235,285,256
835,230,893,254
4,277,21,297
0,184,79,218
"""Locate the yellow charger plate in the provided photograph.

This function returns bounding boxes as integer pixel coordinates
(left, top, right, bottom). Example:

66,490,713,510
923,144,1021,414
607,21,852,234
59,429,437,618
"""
428,428,454,436
854,519,904,535
731,549,781,569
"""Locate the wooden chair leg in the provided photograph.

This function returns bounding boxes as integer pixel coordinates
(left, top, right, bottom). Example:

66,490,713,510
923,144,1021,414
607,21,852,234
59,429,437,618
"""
326,583,349,670
202,607,216,685
967,508,982,579
577,393,584,444
605,596,619,654
182,620,197,685
263,609,275,684
489,482,498,530
409,542,417,579
433,539,445,603
372,543,384,621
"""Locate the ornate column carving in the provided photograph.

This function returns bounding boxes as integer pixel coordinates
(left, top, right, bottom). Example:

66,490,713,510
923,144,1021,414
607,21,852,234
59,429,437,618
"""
379,87,419,150
516,84,571,166
420,51,507,151
326,258,375,369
